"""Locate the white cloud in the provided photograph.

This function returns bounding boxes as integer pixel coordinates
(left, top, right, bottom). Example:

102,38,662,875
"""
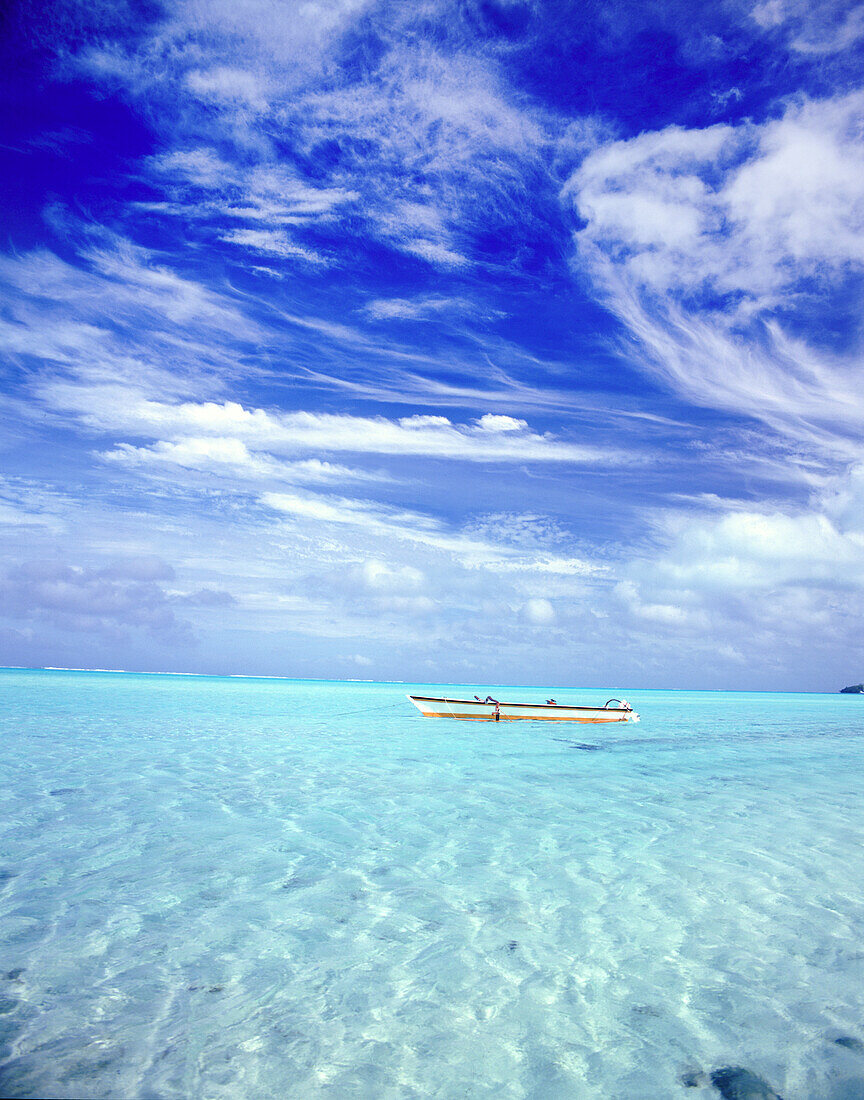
0,558,208,643
12,0,864,688
462,511,571,549
475,414,528,433
100,437,388,485
89,9,550,272
186,66,271,110
146,151,359,243
220,229,327,264
84,240,263,332
261,488,604,577
616,581,700,626
148,148,233,188
571,92,864,302
751,0,864,54
361,560,425,592
523,597,555,624
362,295,504,322
480,557,598,576
397,238,468,269
751,0,787,29
0,240,263,379
80,0,375,101
792,6,864,54
0,224,628,437
0,481,66,534
55,394,628,466
655,510,864,589
616,465,864,654
565,91,864,447
371,198,469,267
177,0,372,69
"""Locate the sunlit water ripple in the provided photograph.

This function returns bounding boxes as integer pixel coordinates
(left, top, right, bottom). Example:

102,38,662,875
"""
1,669,863,1098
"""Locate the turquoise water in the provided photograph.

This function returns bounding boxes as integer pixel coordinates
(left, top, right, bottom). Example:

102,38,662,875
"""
1,670,863,1098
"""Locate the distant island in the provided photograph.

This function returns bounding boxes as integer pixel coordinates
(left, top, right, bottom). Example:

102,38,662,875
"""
840,684,864,693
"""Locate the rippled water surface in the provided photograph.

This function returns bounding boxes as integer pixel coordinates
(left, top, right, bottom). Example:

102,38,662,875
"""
1,669,864,1098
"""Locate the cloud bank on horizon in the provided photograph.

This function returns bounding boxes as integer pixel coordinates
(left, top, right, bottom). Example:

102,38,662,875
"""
1,0,863,689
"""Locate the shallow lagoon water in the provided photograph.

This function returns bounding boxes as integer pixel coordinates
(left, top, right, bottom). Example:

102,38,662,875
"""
1,669,863,1098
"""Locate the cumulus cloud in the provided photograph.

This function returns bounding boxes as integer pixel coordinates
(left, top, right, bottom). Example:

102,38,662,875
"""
0,558,226,644
566,91,864,447
69,397,628,465
7,0,863,687
572,93,864,299
360,560,425,592
475,413,528,433
523,597,555,624
615,464,864,664
641,510,864,590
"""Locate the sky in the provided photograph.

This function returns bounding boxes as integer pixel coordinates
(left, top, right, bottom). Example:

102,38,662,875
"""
1,0,864,690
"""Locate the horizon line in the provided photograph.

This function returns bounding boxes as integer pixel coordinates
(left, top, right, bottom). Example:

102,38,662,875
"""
0,665,848,694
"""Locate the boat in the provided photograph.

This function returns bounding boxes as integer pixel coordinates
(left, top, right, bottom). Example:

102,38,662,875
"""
407,694,639,723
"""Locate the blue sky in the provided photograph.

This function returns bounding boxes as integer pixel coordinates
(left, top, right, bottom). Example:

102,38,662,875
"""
2,0,864,689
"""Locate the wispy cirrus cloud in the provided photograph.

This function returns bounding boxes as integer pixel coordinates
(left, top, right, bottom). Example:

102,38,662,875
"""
0,219,673,466
261,488,602,576
76,1,554,274
141,150,358,263
100,437,391,486
361,294,506,323
0,238,263,388
219,229,328,265
5,0,864,687
751,0,864,55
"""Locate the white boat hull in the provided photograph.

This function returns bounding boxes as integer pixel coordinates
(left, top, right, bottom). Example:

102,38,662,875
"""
407,695,638,723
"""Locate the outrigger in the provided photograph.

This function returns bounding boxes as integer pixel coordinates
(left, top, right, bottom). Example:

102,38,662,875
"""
407,694,638,723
